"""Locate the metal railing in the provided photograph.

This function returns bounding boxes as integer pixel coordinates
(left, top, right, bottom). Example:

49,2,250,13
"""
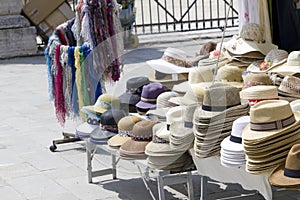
132,0,239,35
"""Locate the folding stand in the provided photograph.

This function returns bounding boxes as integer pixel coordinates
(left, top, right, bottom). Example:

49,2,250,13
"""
49,132,81,152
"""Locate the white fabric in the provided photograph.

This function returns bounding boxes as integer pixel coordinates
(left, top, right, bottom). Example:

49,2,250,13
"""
190,149,272,200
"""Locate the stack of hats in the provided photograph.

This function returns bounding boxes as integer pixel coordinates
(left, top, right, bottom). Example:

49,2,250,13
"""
146,91,180,121
75,116,101,139
277,75,300,102
107,115,142,148
135,82,166,115
269,143,300,189
118,76,150,113
220,116,250,168
269,51,300,76
193,83,249,158
119,119,156,160
145,106,194,171
89,109,127,144
169,104,197,151
146,47,191,89
240,85,279,107
242,100,300,174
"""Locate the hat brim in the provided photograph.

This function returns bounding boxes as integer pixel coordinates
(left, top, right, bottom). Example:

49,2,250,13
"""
146,59,193,74
269,165,300,188
242,119,300,141
153,122,170,139
108,135,131,147
147,70,188,83
278,89,300,99
120,139,149,154
119,93,141,105
269,63,300,75
247,59,287,73
135,101,157,110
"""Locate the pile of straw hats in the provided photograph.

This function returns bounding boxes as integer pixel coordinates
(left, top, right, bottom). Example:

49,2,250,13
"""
193,83,249,158
220,116,250,167
242,100,300,174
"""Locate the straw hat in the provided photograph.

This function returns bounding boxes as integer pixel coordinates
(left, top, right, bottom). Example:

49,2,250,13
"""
242,100,300,141
269,51,300,75
89,109,127,144
108,116,142,148
278,75,300,98
246,49,288,72
225,23,278,55
242,72,272,89
215,65,244,89
82,94,120,114
291,100,300,113
269,144,300,189
146,47,193,74
188,66,214,84
147,70,188,90
135,82,166,110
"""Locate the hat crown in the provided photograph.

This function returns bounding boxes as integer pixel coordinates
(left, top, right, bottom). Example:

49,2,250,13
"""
163,47,187,61
231,116,250,138
126,76,149,91
278,75,300,95
264,49,288,63
188,67,213,84
243,73,272,89
203,84,241,109
141,83,165,99
240,23,263,42
216,65,243,82
166,106,184,124
131,120,156,138
118,116,141,131
156,91,179,108
95,94,120,111
285,144,300,171
291,100,300,113
250,100,293,124
287,51,300,66
240,85,278,100
100,109,127,126
184,104,198,122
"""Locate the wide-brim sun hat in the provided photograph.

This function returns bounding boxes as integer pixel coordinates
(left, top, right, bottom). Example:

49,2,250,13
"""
269,51,300,75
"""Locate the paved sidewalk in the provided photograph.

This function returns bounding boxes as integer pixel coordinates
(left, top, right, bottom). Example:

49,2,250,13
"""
0,36,300,200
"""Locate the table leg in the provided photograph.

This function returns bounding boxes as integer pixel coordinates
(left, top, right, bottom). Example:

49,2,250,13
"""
112,154,117,179
187,171,194,200
86,141,93,183
200,176,207,200
157,175,166,200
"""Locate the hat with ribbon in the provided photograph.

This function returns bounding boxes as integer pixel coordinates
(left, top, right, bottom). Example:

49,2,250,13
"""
75,116,101,139
82,94,120,114
108,115,142,148
278,75,300,98
146,47,192,74
269,144,300,189
89,109,127,145
269,51,300,75
215,65,245,89
135,82,166,110
242,72,272,89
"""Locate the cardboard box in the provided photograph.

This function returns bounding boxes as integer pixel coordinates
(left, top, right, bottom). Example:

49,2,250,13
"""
37,2,75,38
22,0,65,24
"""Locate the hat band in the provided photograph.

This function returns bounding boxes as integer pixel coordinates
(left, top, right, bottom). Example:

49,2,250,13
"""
132,135,152,142
100,124,118,133
162,55,186,67
243,81,270,89
118,130,132,137
141,97,157,103
250,114,295,131
152,135,169,144
127,87,142,94
184,121,193,128
202,103,241,112
87,118,100,125
166,124,170,131
229,135,242,144
248,98,279,107
96,101,112,109
284,167,300,178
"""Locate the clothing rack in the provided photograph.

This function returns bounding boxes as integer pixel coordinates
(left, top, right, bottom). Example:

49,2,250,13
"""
46,0,124,151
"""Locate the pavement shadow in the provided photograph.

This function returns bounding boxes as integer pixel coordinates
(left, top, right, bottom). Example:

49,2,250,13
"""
123,47,164,65
0,55,46,65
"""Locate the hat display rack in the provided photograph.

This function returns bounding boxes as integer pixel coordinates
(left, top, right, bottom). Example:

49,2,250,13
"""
48,0,124,151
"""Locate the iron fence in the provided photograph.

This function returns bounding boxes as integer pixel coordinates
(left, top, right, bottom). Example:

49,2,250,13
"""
132,0,239,35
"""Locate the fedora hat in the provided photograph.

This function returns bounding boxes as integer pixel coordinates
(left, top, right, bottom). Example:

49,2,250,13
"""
146,47,193,74
118,76,150,106
119,119,157,160
269,51,300,75
269,144,300,189
278,75,300,98
242,72,272,89
135,82,166,110
89,109,127,144
75,116,101,139
215,65,244,89
221,116,250,152
246,49,288,72
82,94,120,114
242,100,300,142
291,100,300,113
188,66,214,84
225,23,278,55
108,115,142,148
